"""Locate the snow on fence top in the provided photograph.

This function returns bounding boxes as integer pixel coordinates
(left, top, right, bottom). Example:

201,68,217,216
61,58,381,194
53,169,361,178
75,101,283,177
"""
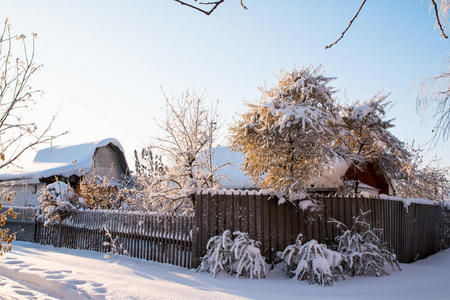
0,138,125,183
198,189,445,208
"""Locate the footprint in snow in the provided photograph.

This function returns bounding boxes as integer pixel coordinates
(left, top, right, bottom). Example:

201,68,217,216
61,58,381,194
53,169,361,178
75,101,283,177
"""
4,260,23,265
66,279,87,285
14,289,35,297
44,270,63,274
46,274,65,280
93,287,107,294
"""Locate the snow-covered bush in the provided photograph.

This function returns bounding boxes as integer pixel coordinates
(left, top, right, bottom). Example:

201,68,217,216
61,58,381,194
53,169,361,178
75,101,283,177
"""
197,230,233,277
39,181,84,227
198,230,266,279
231,231,267,279
330,210,401,277
103,226,128,257
282,233,344,286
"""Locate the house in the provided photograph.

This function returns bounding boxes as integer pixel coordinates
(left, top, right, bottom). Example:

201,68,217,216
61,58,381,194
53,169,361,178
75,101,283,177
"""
0,138,129,207
213,146,394,196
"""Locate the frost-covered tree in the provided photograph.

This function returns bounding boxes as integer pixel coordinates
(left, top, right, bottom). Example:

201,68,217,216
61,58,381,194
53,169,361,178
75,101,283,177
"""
330,210,401,277
121,147,168,212
144,90,222,214
416,59,449,144
134,146,166,179
230,66,349,205
0,19,65,170
282,233,345,285
394,146,449,200
340,94,413,194
39,181,85,227
0,19,65,251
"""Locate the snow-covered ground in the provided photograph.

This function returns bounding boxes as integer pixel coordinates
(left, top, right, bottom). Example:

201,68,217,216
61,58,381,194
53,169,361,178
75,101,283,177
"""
0,241,449,300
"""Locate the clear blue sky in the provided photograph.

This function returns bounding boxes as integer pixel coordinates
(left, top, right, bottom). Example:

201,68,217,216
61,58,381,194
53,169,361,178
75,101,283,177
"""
1,0,449,167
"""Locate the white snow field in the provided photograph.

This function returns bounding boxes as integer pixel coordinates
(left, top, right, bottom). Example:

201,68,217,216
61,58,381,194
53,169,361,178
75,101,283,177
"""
0,241,449,300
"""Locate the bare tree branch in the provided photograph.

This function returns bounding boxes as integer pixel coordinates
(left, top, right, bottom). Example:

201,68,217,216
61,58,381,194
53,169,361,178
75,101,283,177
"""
431,0,449,38
325,0,367,49
173,0,225,16
173,0,246,15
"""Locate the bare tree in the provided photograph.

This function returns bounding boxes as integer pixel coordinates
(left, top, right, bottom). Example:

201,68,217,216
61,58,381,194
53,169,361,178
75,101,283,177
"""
0,19,66,170
126,90,224,214
417,58,449,144
394,145,449,200
0,19,65,252
172,1,448,47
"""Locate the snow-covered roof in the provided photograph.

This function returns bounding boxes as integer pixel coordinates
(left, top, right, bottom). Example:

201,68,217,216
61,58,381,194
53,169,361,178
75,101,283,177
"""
0,138,125,184
308,159,350,188
212,146,256,189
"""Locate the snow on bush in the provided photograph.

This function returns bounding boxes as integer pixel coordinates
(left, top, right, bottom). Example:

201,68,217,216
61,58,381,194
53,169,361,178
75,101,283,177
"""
38,181,85,227
102,226,128,258
231,231,267,279
197,230,267,279
197,230,233,277
330,210,401,277
282,233,344,286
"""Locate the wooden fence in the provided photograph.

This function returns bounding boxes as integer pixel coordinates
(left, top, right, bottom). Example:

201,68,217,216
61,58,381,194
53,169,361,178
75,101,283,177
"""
192,192,449,266
5,208,194,268
4,192,449,269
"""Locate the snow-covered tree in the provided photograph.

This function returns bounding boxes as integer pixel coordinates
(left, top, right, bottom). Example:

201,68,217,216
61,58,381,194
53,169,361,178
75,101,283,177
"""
340,94,413,194
282,233,345,285
39,181,85,227
137,90,223,214
330,210,401,277
230,66,348,205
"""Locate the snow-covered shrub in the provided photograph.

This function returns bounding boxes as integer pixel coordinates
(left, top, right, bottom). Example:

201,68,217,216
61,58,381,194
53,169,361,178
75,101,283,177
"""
39,181,84,227
103,226,128,257
198,230,266,279
231,231,267,279
282,233,344,286
197,230,233,277
330,210,401,277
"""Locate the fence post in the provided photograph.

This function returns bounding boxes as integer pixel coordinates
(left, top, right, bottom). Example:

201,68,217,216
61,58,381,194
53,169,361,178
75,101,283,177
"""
191,193,201,268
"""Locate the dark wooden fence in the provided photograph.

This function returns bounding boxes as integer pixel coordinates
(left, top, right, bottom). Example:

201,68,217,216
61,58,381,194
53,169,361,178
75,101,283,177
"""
5,208,194,268
4,192,449,269
192,191,449,266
